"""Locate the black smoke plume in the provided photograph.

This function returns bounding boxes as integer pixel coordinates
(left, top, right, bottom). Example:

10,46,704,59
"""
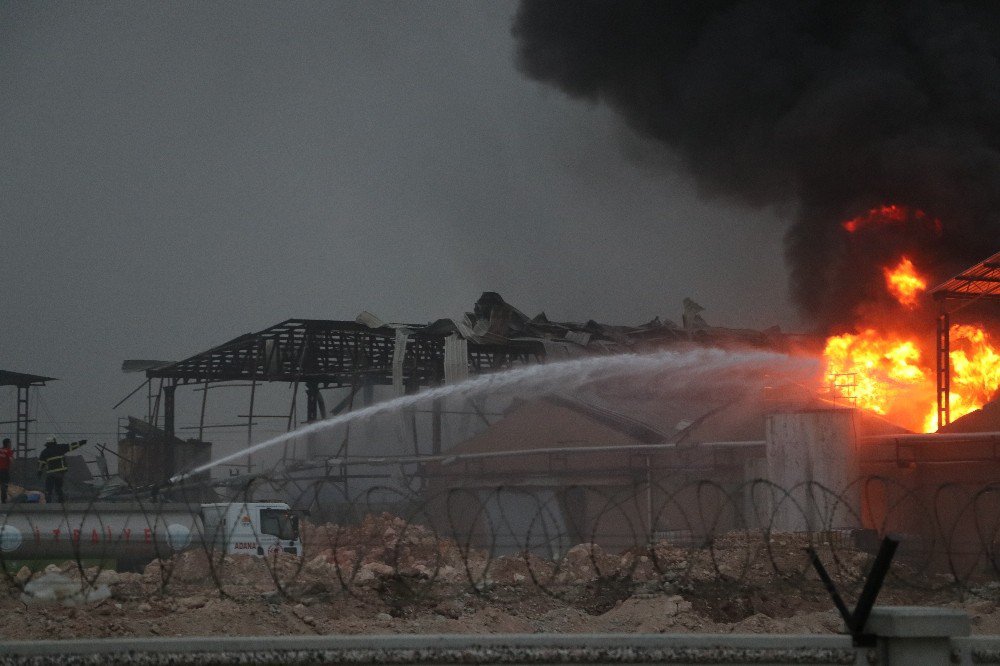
513,0,1000,330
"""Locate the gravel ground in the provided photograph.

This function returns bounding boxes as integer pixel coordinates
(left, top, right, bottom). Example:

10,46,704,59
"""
1,514,998,640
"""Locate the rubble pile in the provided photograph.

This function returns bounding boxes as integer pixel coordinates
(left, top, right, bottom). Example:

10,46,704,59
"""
0,516,998,639
302,514,469,584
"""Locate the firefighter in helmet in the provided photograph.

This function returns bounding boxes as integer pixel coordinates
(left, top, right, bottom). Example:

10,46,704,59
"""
38,436,87,503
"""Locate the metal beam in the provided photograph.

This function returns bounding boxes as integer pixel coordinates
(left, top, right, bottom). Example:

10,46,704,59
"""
15,386,30,460
936,311,950,430
163,384,176,438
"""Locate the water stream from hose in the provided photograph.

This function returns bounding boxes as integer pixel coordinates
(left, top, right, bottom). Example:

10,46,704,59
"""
170,348,818,483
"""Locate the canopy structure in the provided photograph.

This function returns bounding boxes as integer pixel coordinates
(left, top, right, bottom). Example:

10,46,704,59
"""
0,370,56,460
930,251,1000,428
931,250,1000,303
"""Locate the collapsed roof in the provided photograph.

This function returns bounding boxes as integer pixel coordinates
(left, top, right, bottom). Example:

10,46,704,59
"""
145,292,785,389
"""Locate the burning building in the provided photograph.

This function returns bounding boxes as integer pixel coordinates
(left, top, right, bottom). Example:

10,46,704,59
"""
821,236,1000,433
512,2,1000,431
122,270,1000,570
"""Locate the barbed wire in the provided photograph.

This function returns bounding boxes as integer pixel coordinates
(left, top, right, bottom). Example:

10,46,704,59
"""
1,475,999,611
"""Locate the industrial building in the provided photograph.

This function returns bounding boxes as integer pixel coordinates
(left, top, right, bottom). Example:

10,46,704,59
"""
2,254,997,574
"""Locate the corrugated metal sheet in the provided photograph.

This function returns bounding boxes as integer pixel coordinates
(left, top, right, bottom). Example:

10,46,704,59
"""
444,335,469,384
931,250,1000,301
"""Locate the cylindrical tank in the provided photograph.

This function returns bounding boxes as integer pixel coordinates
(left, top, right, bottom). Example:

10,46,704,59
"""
0,502,201,566
764,408,860,532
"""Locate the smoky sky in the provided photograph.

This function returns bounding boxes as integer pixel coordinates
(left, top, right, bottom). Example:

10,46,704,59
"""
513,0,1000,328
1,2,794,452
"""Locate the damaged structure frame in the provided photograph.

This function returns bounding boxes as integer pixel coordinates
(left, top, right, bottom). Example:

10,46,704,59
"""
143,318,542,458
131,294,776,481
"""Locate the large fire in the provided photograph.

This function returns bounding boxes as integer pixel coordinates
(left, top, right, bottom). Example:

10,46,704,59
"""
824,207,999,432
883,257,926,309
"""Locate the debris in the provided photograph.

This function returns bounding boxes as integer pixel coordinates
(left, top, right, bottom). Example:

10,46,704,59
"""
20,572,111,606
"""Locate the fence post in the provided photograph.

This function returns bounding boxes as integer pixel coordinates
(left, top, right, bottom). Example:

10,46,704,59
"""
866,606,970,665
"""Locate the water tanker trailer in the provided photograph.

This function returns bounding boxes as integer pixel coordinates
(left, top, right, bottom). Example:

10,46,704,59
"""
0,501,301,570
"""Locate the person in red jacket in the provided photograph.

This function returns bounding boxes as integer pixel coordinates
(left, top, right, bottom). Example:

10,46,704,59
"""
0,439,13,503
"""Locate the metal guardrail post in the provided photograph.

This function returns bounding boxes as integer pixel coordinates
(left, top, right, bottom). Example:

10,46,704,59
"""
866,606,970,665
808,536,973,664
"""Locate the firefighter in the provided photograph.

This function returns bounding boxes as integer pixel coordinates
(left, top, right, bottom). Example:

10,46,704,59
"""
0,439,12,503
37,436,87,503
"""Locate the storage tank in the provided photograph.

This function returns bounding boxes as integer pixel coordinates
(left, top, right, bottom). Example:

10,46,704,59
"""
0,502,199,570
764,408,860,532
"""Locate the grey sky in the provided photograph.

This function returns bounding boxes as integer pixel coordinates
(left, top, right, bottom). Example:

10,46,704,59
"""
1,2,794,448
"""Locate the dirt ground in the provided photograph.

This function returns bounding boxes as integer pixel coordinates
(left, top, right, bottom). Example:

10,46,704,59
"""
2,514,998,640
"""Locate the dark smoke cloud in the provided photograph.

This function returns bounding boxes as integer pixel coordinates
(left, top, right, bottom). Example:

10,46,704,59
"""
513,0,1000,329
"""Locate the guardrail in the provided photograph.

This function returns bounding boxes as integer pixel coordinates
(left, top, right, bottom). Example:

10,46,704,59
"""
0,613,993,666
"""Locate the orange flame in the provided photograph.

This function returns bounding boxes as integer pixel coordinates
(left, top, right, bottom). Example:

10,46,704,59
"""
921,325,1000,431
842,204,942,234
824,324,1000,433
883,257,927,308
825,208,996,432
823,329,928,420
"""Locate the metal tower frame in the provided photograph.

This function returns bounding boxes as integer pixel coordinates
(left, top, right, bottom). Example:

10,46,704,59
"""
0,370,56,460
